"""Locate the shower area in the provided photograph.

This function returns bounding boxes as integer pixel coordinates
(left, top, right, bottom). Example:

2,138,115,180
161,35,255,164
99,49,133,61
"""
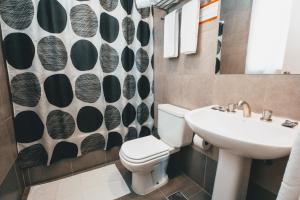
0,0,153,186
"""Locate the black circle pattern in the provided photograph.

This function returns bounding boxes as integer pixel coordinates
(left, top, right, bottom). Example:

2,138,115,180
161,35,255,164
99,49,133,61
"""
107,132,123,150
0,0,34,30
151,54,154,69
37,0,67,33
75,74,101,103
103,75,121,103
122,103,136,127
47,110,75,139
151,103,154,119
121,0,133,15
125,127,137,141
3,33,35,69
140,126,151,138
100,0,118,12
215,58,221,74
123,75,136,100
77,106,103,133
81,134,106,154
122,47,135,72
17,144,48,168
14,111,44,143
50,142,78,164
100,13,119,43
3,0,154,168
44,74,74,108
138,75,150,99
137,103,149,125
105,105,121,130
71,40,98,71
100,44,119,73
137,8,150,19
136,48,149,73
137,21,150,46
11,73,41,107
38,36,68,71
122,17,135,45
70,4,98,38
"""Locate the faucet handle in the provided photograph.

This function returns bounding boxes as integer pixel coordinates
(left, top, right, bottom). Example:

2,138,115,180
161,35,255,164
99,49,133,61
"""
227,103,237,112
260,109,273,122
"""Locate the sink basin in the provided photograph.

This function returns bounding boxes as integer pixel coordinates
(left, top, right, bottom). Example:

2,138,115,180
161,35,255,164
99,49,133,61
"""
185,105,299,200
185,106,298,159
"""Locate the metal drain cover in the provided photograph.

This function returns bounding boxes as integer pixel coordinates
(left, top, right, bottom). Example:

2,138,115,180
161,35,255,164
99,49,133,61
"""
167,191,188,200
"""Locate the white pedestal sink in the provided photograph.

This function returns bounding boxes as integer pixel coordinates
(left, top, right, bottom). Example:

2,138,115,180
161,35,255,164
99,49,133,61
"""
185,106,299,200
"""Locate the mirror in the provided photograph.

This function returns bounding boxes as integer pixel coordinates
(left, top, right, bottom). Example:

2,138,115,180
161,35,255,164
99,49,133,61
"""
216,0,300,74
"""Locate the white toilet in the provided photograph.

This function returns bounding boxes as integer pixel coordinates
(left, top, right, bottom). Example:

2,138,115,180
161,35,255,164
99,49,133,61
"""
119,104,193,195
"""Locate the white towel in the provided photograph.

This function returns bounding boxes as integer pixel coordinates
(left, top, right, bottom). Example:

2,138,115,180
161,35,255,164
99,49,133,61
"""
180,0,200,54
277,132,300,200
164,10,179,58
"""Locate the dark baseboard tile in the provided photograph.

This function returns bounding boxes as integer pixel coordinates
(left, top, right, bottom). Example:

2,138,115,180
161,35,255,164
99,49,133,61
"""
0,163,25,200
0,117,18,185
179,145,278,199
22,148,119,186
179,146,207,187
71,149,106,173
203,156,217,195
247,182,277,200
25,159,73,185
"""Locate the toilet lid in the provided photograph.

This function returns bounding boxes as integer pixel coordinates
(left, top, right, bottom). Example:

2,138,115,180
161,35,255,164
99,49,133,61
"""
121,135,170,162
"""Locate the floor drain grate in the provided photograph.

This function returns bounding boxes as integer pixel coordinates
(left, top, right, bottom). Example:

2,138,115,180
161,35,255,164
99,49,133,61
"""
167,191,189,200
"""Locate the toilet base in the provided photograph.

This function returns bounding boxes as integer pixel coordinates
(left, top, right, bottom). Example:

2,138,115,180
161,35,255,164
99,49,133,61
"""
131,159,169,195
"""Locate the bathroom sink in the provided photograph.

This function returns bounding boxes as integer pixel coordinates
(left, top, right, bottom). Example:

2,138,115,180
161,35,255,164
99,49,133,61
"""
185,106,299,200
185,106,298,159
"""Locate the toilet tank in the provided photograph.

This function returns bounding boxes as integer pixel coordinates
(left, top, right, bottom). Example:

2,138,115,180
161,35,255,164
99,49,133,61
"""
158,104,193,148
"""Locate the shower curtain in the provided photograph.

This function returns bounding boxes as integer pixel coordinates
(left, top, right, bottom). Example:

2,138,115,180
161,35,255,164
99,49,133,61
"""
0,0,154,168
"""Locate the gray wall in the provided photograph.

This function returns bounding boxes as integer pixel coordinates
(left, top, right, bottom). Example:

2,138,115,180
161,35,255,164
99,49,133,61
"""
154,1,300,198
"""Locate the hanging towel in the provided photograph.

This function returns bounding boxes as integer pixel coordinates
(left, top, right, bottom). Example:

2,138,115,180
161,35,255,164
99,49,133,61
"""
180,0,200,54
277,131,300,200
164,10,179,58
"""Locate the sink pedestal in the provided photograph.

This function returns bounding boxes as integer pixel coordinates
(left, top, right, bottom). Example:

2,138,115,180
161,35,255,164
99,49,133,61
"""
212,150,252,200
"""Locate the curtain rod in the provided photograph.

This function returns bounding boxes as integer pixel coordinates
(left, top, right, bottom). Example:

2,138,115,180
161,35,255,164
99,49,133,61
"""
153,0,180,10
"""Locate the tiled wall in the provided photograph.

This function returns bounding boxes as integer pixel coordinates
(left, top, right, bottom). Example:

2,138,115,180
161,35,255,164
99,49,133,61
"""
0,163,25,199
178,146,218,195
154,1,300,198
22,147,120,186
0,30,25,199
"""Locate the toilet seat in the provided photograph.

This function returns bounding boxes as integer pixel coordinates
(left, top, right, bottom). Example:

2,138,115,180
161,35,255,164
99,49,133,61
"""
120,135,170,164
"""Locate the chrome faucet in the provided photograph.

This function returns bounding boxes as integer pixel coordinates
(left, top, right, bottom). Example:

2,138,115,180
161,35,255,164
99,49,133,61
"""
237,101,251,118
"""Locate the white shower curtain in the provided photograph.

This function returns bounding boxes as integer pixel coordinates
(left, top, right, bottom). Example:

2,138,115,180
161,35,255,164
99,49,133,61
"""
0,0,154,168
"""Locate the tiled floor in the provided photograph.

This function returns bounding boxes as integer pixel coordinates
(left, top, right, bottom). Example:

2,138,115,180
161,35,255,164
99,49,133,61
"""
27,164,130,200
115,161,211,200
24,160,211,200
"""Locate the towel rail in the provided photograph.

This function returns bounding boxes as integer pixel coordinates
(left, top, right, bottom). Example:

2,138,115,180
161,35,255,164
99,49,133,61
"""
154,0,180,11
